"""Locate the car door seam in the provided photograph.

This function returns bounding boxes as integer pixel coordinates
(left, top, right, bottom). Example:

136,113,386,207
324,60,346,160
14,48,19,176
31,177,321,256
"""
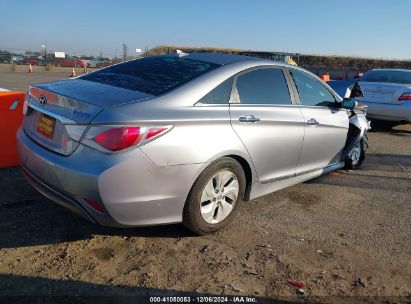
228,104,260,182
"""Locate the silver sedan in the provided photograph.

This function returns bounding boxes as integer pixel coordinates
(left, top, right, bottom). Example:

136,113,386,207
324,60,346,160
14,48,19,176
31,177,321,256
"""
356,69,411,123
17,53,367,234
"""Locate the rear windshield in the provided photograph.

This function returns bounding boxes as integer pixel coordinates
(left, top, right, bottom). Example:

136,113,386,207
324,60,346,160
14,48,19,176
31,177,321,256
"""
80,56,219,96
361,70,411,85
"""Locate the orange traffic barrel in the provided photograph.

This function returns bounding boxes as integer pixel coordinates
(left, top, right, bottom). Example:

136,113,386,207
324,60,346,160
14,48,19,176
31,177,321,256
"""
0,91,25,168
321,74,330,82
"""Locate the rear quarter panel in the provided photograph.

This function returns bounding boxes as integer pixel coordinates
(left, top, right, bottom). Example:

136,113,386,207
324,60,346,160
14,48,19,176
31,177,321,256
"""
139,105,253,167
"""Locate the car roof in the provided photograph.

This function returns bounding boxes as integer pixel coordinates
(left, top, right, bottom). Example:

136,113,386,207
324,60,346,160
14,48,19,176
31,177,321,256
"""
370,68,411,72
162,52,260,65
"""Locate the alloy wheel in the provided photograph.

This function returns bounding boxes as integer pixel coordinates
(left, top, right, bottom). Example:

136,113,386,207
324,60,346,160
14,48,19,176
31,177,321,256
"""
199,170,239,224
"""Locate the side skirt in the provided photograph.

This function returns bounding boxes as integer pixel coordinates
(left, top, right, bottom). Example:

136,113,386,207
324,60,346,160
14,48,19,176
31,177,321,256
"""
249,162,344,200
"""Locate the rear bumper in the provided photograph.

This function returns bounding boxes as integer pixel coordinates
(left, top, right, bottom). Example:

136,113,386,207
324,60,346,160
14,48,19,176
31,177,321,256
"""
21,165,97,224
361,100,411,122
17,127,204,227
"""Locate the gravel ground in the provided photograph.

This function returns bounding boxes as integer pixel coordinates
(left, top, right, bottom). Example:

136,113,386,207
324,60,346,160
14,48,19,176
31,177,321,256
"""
0,64,410,303
0,63,91,91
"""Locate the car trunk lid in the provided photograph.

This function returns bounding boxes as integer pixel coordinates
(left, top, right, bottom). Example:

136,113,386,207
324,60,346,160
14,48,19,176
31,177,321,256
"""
23,79,154,155
358,81,411,104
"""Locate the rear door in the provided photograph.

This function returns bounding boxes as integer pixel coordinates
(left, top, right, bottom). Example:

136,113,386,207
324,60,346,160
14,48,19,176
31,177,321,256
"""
287,68,348,174
229,67,305,183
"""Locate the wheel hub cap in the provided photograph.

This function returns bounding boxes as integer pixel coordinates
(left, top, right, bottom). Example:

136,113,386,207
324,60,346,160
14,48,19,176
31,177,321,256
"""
200,170,239,224
349,142,361,164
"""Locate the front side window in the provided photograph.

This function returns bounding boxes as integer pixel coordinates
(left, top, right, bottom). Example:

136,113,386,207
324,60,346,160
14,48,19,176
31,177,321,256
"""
197,77,233,104
290,69,336,107
235,68,291,105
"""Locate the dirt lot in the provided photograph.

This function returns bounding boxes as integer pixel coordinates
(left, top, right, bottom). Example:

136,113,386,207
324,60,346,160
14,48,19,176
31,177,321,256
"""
0,63,92,91
0,64,410,303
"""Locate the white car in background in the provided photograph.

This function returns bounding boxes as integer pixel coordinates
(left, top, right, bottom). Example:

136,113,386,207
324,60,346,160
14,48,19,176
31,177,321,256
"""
87,59,105,68
356,69,411,124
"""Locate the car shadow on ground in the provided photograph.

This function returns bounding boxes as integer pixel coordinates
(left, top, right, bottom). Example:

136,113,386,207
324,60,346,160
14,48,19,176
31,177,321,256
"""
0,167,195,249
389,129,411,136
369,121,411,135
0,274,285,304
1,152,410,249
0,274,407,304
306,153,410,191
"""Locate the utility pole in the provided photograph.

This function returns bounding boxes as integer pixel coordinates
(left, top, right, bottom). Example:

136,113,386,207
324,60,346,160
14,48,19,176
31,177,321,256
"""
41,42,47,65
123,43,127,61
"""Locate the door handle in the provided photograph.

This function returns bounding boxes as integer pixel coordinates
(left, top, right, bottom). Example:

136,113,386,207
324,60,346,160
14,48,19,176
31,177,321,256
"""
306,118,319,126
239,115,261,123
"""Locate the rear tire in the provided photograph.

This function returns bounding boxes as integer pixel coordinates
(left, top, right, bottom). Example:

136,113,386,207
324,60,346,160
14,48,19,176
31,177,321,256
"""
183,157,246,235
345,139,365,170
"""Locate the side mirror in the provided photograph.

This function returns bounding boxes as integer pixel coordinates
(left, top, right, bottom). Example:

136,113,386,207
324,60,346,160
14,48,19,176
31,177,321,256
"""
342,98,357,110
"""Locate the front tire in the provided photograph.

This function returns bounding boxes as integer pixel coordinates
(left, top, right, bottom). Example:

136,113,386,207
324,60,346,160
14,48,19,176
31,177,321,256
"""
183,157,246,235
345,139,365,170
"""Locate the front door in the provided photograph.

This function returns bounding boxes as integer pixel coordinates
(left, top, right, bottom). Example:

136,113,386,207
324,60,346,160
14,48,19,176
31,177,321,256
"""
288,68,348,175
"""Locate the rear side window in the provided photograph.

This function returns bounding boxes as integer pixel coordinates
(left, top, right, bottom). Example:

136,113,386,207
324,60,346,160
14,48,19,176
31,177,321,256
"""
236,68,291,105
290,69,335,107
80,57,219,96
197,78,233,104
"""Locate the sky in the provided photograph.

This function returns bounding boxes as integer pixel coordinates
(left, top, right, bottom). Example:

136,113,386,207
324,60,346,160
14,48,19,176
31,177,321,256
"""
1,0,410,59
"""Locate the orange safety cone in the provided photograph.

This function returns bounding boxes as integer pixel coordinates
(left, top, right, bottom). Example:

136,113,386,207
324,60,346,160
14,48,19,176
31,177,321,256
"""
321,73,330,82
28,64,33,73
70,67,76,77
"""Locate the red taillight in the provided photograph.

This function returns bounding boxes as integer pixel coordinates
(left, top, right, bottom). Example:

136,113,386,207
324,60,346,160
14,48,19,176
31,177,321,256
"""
398,92,411,101
94,127,141,151
146,127,167,140
84,198,105,213
89,125,172,152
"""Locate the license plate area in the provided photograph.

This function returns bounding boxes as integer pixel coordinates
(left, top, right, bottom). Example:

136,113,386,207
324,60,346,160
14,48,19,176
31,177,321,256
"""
36,113,56,139
365,90,393,103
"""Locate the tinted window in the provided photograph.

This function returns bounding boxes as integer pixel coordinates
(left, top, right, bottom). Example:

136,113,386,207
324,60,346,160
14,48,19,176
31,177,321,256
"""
291,69,335,107
197,78,233,104
236,68,291,105
81,56,219,96
361,70,411,84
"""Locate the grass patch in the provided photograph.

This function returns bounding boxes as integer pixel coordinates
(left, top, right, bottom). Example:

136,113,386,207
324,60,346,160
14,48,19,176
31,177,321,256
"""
45,63,53,71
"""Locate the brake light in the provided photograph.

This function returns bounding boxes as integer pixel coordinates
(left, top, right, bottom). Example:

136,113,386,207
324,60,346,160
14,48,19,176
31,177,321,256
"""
398,92,411,101
89,125,172,152
84,198,105,213
146,127,167,140
95,127,141,151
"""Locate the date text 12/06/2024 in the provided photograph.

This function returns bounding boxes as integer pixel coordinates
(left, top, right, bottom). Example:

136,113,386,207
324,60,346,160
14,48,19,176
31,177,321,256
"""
149,296,258,303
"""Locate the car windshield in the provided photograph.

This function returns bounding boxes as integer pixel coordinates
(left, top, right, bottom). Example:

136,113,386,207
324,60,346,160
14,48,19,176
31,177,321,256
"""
361,70,411,85
80,56,219,96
